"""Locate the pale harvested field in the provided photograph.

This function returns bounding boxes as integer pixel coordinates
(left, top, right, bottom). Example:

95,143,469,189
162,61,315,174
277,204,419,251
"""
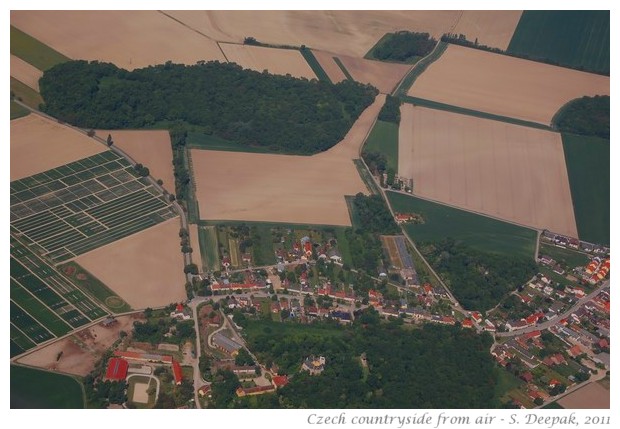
74,218,186,309
408,44,610,124
189,224,203,270
10,115,105,181
219,43,316,79
336,54,411,94
192,95,386,226
16,314,142,376
451,10,523,50
399,105,578,237
311,50,347,83
163,10,461,57
11,10,225,70
95,130,175,193
10,54,43,91
558,382,610,409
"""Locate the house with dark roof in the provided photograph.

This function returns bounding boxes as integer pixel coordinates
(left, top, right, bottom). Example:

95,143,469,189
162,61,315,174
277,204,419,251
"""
212,332,243,356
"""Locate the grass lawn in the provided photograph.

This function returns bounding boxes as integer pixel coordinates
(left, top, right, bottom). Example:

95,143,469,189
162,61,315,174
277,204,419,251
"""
10,77,43,110
495,367,525,402
251,225,277,266
538,243,589,268
507,11,609,75
561,134,609,245
11,100,30,119
187,132,275,154
387,192,537,258
538,266,572,288
58,261,132,313
335,227,353,266
11,365,84,408
198,225,220,272
363,120,398,172
10,26,71,71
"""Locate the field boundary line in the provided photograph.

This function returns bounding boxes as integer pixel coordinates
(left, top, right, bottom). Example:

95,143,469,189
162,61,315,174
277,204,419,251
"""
11,275,74,331
11,299,57,340
10,321,40,347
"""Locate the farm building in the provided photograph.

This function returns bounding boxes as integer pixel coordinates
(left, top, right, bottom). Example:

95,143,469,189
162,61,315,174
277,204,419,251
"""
212,332,243,356
105,357,129,381
172,360,183,385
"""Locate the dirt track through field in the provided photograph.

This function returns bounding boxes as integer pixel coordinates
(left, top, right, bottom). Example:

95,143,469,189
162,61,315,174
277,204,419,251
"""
11,10,225,70
219,43,316,79
11,115,105,181
10,55,43,91
399,104,578,237
95,130,175,193
74,218,186,309
408,44,610,125
192,94,385,226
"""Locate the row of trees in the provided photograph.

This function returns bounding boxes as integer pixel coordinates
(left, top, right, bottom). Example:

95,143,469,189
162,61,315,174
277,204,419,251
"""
39,60,378,155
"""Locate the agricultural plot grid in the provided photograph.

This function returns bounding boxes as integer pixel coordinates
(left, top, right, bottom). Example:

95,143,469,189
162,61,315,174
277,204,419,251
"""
10,150,177,264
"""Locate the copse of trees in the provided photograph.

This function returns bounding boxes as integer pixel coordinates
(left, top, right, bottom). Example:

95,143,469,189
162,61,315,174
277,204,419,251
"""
552,95,609,139
351,193,399,235
377,94,401,124
371,31,437,63
39,60,378,155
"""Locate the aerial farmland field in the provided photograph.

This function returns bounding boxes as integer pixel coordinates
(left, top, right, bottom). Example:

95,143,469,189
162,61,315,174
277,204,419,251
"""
407,44,609,124
508,10,610,75
10,365,84,409
10,55,43,91
219,43,317,79
398,104,578,237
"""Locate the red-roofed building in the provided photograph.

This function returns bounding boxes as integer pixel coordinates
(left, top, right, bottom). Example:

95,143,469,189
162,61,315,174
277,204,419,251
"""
549,379,561,388
303,241,313,257
471,312,482,323
105,358,129,381
172,360,183,385
524,330,542,340
599,339,609,348
198,385,212,397
567,345,583,357
272,375,289,388
520,372,534,383
461,318,474,328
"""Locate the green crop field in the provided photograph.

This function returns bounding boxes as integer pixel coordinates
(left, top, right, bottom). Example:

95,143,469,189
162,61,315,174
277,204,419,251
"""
300,48,331,83
387,192,537,258
561,134,609,245
10,77,43,110
507,11,610,75
10,26,71,71
11,365,84,409
187,132,276,154
251,225,277,266
538,243,589,268
198,225,220,272
363,120,399,172
11,100,30,119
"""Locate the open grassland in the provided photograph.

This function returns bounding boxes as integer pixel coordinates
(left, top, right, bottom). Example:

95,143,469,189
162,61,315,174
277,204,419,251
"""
387,192,537,259
10,365,84,409
219,43,317,80
10,78,43,111
508,11,609,75
538,243,589,268
191,95,385,226
11,10,225,70
11,101,30,120
11,55,43,91
187,132,274,154
363,120,398,172
197,225,220,272
399,105,578,237
558,382,610,409
10,25,70,71
161,10,461,57
561,134,609,245
75,218,186,309
10,115,104,181
451,10,523,51
408,44,609,125
95,129,175,193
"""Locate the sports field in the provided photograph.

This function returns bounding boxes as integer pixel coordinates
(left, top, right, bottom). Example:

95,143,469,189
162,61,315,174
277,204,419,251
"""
561,134,610,245
363,120,398,172
219,43,317,80
508,11,609,75
10,150,177,263
408,44,609,125
399,105,578,237
10,365,84,409
387,192,537,259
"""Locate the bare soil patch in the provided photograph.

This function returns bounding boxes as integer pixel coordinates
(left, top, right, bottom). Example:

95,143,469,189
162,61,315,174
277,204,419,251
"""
164,10,461,57
335,54,411,94
132,382,149,403
220,43,316,79
192,95,386,226
10,55,43,91
189,224,203,270
10,115,105,181
451,11,523,50
11,10,225,70
398,105,578,237
95,129,174,193
74,218,186,309
558,382,610,409
16,314,142,376
408,44,610,124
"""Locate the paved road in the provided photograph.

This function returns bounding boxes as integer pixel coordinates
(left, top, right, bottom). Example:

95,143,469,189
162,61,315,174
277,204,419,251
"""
496,280,609,338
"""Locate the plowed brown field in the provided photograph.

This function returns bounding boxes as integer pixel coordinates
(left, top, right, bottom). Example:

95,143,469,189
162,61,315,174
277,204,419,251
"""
220,43,316,79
